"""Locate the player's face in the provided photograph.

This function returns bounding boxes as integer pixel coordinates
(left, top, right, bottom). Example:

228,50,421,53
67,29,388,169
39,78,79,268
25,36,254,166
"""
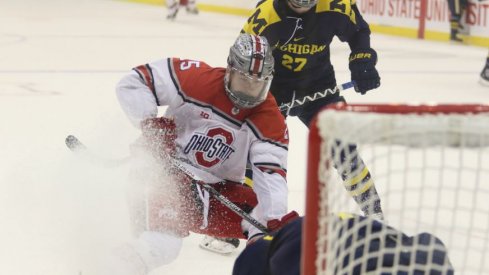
227,67,272,108
287,0,313,14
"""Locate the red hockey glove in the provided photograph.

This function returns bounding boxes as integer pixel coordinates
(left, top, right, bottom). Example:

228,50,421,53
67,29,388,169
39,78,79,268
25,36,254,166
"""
267,211,300,232
141,117,177,159
246,211,300,246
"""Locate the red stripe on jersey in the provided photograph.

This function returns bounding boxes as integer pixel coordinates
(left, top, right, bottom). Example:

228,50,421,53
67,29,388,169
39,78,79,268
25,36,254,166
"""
134,65,155,94
257,166,287,179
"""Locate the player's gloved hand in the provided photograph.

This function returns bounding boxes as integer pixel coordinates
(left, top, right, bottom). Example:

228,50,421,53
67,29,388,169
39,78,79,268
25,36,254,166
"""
141,116,177,159
348,48,380,94
267,211,300,232
245,211,299,246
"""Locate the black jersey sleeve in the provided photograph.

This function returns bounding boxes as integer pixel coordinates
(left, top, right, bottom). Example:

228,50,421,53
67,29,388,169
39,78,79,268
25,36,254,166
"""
330,1,372,50
346,4,372,50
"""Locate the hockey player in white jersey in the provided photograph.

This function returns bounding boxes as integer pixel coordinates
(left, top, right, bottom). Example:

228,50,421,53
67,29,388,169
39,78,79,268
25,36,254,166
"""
166,0,198,20
110,34,298,274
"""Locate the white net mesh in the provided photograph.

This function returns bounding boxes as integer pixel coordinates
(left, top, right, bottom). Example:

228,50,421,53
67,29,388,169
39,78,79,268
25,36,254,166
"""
311,107,489,275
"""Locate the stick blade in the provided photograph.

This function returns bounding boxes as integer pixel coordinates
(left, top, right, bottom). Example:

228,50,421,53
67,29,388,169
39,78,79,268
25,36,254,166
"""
65,135,86,151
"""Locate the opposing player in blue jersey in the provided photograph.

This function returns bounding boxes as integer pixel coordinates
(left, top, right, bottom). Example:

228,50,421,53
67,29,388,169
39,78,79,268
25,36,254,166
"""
446,0,467,42
233,214,454,275
241,0,384,218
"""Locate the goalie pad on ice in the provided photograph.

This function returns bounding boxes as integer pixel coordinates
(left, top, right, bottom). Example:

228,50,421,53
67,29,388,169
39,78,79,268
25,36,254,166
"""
199,235,240,255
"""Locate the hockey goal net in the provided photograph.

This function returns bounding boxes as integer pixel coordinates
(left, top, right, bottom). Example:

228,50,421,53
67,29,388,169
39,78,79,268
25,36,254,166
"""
302,103,489,275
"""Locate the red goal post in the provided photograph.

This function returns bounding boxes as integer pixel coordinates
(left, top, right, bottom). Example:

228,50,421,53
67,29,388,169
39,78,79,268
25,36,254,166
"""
302,103,489,275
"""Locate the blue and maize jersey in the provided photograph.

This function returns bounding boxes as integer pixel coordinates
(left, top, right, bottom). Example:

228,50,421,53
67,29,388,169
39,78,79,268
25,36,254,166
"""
242,0,372,104
233,215,454,275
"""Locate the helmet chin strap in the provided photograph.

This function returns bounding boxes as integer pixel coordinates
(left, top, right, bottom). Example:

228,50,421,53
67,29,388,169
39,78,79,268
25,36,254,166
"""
231,106,240,115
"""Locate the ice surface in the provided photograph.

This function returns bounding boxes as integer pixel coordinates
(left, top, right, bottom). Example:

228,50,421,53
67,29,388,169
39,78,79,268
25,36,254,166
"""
0,0,487,274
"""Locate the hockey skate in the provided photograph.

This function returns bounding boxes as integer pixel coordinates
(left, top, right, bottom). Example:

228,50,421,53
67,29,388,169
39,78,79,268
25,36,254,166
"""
449,20,464,42
450,30,463,42
186,6,199,14
199,235,240,254
480,63,489,86
166,4,179,20
185,0,198,14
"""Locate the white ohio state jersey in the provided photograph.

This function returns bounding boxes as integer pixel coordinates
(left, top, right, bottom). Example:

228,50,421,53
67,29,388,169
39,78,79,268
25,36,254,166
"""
116,58,289,223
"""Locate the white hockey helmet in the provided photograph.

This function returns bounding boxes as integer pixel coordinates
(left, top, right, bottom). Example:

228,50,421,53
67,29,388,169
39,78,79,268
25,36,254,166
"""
224,34,274,109
288,0,317,8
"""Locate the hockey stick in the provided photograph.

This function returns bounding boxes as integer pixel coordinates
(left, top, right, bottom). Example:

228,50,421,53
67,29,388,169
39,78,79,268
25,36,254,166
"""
65,135,270,234
65,135,131,167
278,81,355,113
202,184,269,234
164,157,270,234
170,159,270,234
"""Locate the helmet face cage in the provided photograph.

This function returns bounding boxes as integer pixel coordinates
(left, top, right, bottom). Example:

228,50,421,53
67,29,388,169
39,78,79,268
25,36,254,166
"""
288,0,317,8
225,34,274,109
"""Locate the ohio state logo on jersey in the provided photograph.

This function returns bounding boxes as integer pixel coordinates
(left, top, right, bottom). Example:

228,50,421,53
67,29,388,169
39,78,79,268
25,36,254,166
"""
183,127,236,168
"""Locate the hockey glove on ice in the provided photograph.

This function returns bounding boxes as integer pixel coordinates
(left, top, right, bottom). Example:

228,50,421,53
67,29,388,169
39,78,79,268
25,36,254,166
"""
349,48,381,94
